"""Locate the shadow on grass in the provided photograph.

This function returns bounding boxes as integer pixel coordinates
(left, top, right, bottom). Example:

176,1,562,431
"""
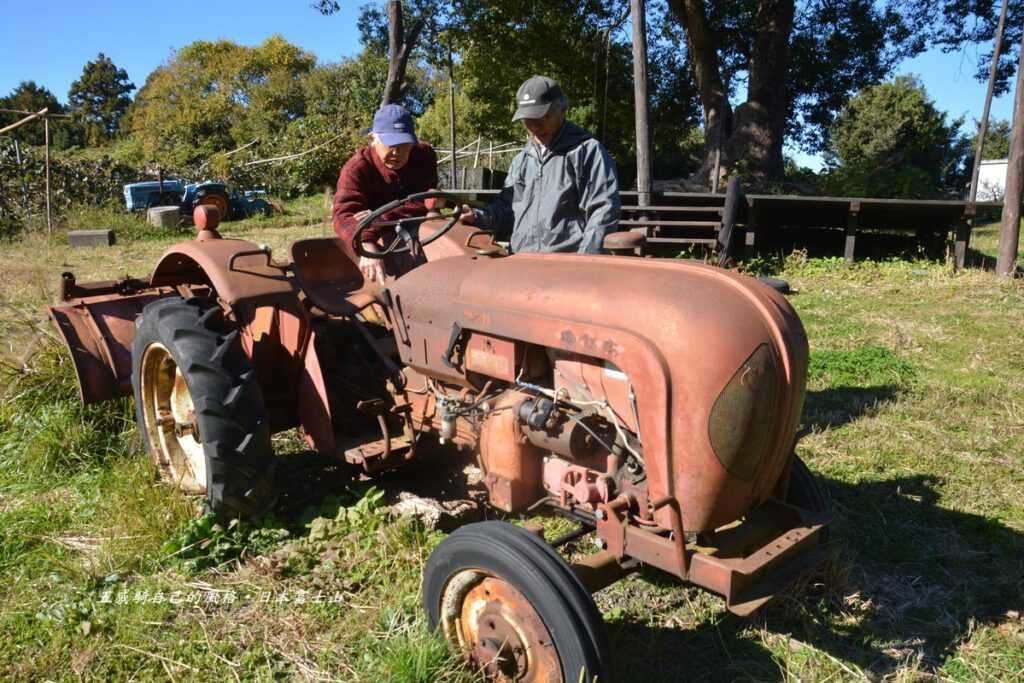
740,228,948,268
608,473,1024,681
964,246,1024,275
265,448,1022,681
802,385,900,431
270,442,489,529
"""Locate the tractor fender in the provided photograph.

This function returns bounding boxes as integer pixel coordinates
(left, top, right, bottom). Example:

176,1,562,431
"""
150,238,296,308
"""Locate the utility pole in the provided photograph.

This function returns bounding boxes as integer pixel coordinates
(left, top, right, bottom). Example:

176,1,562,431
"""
997,29,1024,277
630,0,652,208
968,0,1008,208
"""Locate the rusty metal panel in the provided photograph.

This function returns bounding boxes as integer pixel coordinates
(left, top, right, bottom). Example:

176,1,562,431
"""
464,333,519,381
389,252,809,532
48,291,172,404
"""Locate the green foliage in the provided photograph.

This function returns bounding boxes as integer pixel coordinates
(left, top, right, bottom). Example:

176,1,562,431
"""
971,117,1011,160
127,38,415,196
67,53,135,146
0,143,140,238
282,486,388,576
162,513,289,573
445,1,641,170
129,36,317,168
825,76,968,198
417,82,476,150
0,339,137,478
808,346,916,389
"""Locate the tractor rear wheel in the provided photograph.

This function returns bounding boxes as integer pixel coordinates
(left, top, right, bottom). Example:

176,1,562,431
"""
132,297,275,519
423,521,610,682
194,189,231,221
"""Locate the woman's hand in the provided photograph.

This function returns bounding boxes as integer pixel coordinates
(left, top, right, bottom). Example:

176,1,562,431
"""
358,241,385,283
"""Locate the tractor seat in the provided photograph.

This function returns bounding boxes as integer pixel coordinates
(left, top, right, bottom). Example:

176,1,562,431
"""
290,237,384,317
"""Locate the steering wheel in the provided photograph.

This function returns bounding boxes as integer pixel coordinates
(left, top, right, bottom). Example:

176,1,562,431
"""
353,190,465,259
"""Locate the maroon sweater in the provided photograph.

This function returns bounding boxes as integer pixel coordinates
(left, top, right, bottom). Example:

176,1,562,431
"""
331,142,439,255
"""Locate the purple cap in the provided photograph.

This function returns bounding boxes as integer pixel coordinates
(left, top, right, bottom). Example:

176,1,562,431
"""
371,104,417,146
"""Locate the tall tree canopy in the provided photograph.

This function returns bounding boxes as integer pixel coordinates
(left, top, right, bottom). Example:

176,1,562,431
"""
129,36,316,166
67,53,135,146
826,76,968,198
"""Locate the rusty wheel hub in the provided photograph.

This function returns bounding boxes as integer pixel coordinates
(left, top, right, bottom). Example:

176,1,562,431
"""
440,571,561,682
139,343,206,493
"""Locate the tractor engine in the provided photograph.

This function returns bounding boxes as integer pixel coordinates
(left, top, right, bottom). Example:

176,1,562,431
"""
470,353,648,518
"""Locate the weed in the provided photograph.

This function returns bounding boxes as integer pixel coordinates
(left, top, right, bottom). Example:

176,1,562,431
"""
161,513,290,573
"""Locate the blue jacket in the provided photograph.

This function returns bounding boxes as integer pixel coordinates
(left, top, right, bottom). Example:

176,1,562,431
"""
482,122,620,254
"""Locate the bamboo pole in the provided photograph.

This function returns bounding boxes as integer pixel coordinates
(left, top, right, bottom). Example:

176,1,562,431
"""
996,28,1024,277
0,108,69,118
968,0,1009,208
14,139,28,212
0,107,47,135
44,116,52,236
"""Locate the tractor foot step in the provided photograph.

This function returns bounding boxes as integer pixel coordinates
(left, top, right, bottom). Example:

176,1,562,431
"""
343,434,413,473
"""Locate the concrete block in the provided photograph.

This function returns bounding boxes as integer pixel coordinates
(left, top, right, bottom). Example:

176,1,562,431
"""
147,206,181,229
67,230,115,247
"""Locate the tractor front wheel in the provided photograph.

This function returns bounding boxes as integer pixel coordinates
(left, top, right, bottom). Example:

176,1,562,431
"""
423,521,610,682
132,297,275,519
785,454,829,541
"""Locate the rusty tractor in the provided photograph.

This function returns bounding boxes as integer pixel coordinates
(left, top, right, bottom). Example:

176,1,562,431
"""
50,192,829,682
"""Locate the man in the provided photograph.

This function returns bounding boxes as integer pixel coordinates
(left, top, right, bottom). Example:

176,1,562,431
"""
333,104,438,282
462,75,620,253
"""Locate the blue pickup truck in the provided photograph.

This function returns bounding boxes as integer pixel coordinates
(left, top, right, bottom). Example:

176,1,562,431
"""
123,179,272,220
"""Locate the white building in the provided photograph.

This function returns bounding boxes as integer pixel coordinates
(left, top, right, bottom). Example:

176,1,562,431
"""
976,159,1008,201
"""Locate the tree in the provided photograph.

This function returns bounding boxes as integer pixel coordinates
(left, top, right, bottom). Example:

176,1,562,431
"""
447,1,705,182
67,53,135,146
129,36,316,166
0,81,65,147
826,76,968,198
315,0,439,106
972,117,1011,160
666,0,1023,186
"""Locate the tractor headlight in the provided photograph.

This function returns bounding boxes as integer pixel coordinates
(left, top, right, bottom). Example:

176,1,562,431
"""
707,343,779,481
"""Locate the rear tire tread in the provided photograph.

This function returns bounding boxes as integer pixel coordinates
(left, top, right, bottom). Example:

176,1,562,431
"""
132,297,275,519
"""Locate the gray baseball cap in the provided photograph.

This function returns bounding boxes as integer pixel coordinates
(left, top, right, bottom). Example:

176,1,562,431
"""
512,75,565,122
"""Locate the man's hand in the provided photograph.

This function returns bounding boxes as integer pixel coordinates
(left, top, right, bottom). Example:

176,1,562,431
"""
358,241,385,283
459,204,479,225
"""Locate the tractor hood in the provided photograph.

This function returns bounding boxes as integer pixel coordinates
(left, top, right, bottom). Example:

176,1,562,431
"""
388,253,809,531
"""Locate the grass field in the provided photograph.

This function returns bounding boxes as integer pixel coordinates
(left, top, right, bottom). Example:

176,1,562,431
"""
0,212,1021,681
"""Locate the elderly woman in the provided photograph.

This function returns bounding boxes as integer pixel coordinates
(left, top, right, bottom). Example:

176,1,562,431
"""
332,104,438,283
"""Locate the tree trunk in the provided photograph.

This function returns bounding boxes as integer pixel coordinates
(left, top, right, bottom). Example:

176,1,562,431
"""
673,0,732,186
670,0,794,186
728,0,793,184
381,1,425,107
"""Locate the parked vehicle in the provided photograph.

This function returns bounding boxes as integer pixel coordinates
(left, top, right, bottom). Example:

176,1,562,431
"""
123,178,272,220
48,193,829,682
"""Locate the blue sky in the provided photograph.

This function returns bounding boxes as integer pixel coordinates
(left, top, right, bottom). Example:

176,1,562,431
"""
0,1,1015,170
